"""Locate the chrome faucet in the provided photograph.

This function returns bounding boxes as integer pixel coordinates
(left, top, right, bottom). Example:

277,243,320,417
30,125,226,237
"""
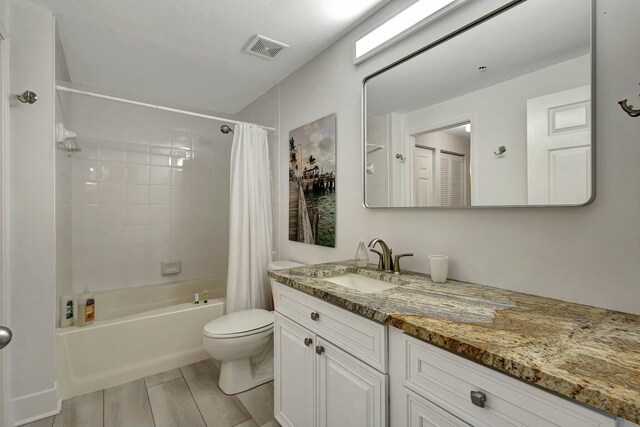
368,238,414,273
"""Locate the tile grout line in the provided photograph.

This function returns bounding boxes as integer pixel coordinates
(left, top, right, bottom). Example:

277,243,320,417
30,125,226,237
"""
180,366,209,427
144,380,158,427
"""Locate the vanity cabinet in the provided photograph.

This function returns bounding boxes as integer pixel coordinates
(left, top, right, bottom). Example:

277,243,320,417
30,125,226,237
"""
273,283,388,427
389,327,616,427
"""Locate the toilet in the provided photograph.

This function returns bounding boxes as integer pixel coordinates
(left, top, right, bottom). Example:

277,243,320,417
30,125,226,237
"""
203,260,304,395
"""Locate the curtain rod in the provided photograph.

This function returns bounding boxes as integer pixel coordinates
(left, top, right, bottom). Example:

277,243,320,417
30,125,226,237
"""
56,85,276,132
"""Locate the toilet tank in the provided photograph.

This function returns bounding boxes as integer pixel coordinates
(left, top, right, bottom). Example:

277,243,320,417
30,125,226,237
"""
268,260,304,285
268,260,304,271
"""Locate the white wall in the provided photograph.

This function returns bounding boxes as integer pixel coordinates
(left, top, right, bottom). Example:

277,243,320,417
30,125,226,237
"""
255,0,640,314
63,93,231,293
403,55,590,205
9,1,59,423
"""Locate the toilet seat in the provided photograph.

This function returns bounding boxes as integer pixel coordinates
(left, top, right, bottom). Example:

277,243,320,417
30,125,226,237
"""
203,308,274,339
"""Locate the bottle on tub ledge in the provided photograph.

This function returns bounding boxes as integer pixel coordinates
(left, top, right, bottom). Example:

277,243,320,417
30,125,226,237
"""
75,287,95,327
59,294,75,328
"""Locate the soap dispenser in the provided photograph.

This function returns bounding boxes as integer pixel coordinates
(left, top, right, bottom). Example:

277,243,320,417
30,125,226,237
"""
354,236,369,267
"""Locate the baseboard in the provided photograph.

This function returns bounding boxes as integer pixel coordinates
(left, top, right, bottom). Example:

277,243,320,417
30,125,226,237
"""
12,384,61,426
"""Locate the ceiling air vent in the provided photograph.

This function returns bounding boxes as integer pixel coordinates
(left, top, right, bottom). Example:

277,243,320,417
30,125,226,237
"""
244,35,289,59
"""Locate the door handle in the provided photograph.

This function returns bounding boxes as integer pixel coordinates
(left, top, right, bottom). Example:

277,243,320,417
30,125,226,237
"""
315,345,325,355
304,338,313,347
0,326,12,350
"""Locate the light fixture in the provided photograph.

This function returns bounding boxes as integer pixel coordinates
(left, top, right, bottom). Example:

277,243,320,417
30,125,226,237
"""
354,0,469,64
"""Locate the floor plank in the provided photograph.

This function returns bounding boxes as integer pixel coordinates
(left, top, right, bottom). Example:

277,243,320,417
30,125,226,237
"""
232,420,257,427
104,379,154,427
21,416,54,427
181,360,251,427
144,368,183,388
236,383,275,426
147,377,206,427
53,390,103,427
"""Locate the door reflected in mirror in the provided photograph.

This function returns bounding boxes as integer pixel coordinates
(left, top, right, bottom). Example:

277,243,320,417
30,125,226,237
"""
412,122,471,207
363,0,593,208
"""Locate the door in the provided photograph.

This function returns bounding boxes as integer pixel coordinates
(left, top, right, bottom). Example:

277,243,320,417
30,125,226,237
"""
0,29,9,427
440,152,466,207
274,313,315,427
413,145,433,207
316,338,387,427
527,85,592,205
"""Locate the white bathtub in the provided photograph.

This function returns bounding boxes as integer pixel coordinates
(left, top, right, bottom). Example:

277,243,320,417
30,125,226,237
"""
56,278,226,399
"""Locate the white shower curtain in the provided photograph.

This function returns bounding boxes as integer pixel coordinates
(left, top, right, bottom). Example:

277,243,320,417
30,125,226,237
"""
226,123,273,313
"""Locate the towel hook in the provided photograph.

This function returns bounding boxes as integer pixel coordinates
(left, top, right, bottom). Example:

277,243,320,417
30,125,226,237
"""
618,83,640,118
494,146,507,157
17,90,37,104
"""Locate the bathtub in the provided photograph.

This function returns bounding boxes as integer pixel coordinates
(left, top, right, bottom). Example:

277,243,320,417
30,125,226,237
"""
56,278,226,399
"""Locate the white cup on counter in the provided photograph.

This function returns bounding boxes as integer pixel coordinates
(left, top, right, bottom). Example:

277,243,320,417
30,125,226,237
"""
428,255,448,283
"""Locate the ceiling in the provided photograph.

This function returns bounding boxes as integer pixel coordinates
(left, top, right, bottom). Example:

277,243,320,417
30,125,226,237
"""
367,0,592,116
26,0,389,114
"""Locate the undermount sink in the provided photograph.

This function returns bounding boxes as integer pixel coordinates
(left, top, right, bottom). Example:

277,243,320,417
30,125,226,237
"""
323,273,398,294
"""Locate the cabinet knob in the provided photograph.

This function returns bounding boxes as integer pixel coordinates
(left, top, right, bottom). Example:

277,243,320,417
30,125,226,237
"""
310,312,320,321
470,390,487,408
315,345,325,355
304,338,313,347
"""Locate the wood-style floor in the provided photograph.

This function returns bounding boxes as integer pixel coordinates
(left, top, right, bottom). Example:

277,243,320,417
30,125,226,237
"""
23,359,280,427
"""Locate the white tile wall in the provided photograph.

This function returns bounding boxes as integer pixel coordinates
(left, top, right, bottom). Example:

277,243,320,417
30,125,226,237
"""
66,94,231,292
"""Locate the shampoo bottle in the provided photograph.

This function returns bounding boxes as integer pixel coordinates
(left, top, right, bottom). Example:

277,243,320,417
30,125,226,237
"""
59,295,74,328
354,236,369,267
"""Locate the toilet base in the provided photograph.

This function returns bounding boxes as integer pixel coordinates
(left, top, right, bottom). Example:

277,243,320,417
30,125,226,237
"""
218,358,274,395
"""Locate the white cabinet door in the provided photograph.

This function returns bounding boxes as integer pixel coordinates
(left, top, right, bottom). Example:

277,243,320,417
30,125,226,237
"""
274,313,316,427
316,338,387,427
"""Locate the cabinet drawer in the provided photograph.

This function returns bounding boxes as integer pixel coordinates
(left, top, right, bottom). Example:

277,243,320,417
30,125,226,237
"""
273,282,387,372
404,388,471,427
393,328,615,427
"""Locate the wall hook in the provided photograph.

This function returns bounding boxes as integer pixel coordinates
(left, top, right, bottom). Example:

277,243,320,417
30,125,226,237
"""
618,83,640,117
17,90,37,104
395,153,406,162
494,146,507,156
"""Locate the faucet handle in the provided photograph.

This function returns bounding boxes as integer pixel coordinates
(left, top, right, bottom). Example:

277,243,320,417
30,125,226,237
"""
369,248,384,271
393,253,414,273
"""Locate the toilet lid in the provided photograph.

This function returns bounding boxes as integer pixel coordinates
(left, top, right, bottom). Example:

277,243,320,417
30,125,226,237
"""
203,309,274,338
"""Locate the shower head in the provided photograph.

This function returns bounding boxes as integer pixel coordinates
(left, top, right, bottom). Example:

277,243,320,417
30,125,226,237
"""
220,124,234,134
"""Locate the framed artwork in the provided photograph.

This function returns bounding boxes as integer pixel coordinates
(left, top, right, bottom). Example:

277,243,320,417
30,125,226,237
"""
288,114,336,248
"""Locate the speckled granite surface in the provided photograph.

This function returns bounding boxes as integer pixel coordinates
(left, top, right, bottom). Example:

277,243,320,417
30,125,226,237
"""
268,261,640,423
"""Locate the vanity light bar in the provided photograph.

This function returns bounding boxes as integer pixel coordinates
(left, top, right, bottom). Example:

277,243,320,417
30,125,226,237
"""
354,0,469,64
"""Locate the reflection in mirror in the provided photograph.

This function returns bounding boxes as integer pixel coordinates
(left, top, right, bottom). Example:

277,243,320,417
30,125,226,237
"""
363,0,593,208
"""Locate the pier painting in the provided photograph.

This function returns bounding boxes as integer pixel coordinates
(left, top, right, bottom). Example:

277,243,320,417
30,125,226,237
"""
288,114,336,248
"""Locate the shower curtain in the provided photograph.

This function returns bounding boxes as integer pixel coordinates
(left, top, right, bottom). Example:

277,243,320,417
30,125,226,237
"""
226,123,273,313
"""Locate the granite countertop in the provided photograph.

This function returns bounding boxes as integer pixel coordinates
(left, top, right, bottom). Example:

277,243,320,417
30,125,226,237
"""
268,261,640,424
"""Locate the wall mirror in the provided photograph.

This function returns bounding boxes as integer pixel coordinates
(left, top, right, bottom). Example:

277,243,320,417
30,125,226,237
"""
363,0,594,208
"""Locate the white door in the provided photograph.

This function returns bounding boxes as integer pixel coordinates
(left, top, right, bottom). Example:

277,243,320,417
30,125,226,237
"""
274,313,315,427
527,86,592,205
413,145,434,207
440,152,465,207
0,31,9,427
316,338,387,427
